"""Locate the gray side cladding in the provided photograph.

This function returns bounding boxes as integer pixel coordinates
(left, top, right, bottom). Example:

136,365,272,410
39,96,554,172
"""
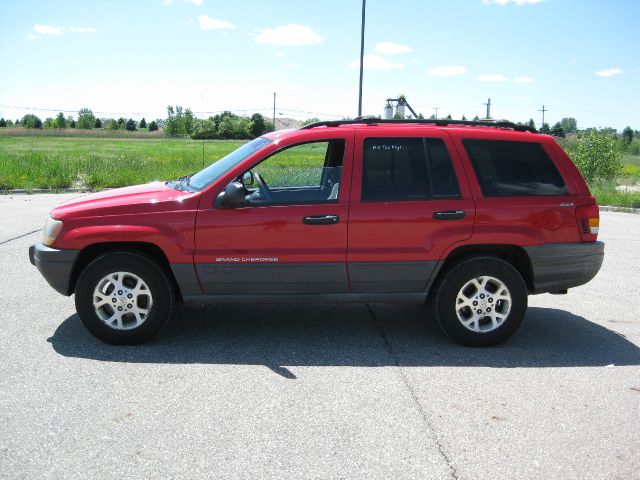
523,241,604,293
348,261,438,293
195,263,348,294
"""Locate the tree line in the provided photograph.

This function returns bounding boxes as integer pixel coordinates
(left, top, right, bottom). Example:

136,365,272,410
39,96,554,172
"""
0,105,273,140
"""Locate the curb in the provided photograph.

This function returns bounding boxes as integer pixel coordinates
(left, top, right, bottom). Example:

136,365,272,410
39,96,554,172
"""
599,205,640,214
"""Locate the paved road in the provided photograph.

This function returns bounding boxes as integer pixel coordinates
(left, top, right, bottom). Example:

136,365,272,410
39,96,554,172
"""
1,194,639,479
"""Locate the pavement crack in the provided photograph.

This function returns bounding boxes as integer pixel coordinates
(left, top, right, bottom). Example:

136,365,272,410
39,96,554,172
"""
0,229,40,246
366,303,459,480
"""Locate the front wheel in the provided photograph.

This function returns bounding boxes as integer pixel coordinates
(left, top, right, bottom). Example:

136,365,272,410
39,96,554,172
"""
75,252,174,344
434,257,528,346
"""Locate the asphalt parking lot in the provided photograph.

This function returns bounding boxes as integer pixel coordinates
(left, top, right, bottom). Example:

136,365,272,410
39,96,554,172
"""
1,193,639,480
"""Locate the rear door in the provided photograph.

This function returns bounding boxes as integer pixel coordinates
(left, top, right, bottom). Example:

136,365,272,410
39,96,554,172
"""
346,129,474,292
194,131,354,294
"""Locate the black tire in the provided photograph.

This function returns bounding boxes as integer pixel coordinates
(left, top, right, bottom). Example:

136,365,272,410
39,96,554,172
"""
434,257,528,347
75,252,174,344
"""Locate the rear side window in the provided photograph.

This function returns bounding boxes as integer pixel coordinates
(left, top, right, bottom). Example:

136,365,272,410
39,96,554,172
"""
463,140,568,197
362,137,460,202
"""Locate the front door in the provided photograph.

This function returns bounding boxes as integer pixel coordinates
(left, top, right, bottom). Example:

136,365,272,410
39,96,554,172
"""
194,134,353,294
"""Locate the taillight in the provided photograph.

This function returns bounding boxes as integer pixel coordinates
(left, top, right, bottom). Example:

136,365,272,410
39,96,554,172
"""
576,203,599,242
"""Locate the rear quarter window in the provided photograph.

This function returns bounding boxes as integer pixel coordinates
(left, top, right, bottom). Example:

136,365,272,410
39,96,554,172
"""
463,139,568,197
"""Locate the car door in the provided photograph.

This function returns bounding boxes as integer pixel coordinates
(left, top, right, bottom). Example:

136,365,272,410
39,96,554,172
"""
347,129,475,292
194,131,353,294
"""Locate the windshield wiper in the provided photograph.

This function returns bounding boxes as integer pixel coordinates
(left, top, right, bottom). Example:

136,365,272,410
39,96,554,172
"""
168,173,195,191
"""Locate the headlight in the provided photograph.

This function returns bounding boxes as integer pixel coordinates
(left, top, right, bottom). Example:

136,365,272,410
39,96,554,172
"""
42,217,63,246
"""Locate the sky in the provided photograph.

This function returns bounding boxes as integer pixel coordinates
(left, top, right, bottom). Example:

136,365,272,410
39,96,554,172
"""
1,0,639,130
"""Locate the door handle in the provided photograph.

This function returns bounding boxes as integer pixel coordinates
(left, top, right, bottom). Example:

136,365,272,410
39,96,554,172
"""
433,210,465,220
303,215,340,225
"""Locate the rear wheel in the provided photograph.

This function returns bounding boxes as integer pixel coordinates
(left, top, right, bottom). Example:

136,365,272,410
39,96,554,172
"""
75,252,174,344
434,257,527,346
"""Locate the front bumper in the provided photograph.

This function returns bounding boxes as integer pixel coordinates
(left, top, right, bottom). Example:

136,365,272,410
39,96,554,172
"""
524,241,604,294
29,243,80,296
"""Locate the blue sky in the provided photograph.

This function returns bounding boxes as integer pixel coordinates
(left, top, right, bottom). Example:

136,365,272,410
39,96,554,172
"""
1,0,639,129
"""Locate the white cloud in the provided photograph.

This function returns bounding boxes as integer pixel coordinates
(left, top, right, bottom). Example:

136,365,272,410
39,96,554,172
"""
33,24,63,35
198,15,236,31
275,51,285,57
427,65,468,76
32,24,96,35
595,67,622,77
374,41,412,55
255,24,322,46
27,33,39,40
513,76,533,83
478,74,509,82
483,0,542,5
348,54,404,71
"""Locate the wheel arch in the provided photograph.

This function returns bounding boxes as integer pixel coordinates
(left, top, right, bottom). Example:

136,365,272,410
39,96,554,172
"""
69,242,183,301
432,244,534,294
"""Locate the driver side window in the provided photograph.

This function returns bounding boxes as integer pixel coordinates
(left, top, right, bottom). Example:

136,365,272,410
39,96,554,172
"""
245,140,344,206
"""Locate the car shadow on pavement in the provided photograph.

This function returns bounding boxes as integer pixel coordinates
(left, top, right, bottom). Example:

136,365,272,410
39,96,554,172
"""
47,304,640,378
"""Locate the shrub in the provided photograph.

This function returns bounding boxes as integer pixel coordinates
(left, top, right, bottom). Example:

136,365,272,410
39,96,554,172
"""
568,130,622,182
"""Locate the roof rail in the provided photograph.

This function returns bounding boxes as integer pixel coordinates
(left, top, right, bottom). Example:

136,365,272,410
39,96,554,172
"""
300,118,537,133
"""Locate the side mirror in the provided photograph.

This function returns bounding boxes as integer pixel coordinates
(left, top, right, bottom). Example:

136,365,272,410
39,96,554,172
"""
241,171,254,188
215,181,246,208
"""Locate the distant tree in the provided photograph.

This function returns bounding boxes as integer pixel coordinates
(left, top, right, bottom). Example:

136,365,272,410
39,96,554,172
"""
559,117,577,134
0,118,6,127
69,119,76,128
461,115,467,121
568,129,622,182
117,117,126,130
21,114,43,129
417,113,424,120
302,117,321,126
249,113,267,138
473,115,480,121
54,112,67,129
148,120,158,132
551,122,566,138
184,108,195,135
107,119,119,130
527,119,537,132
125,118,137,131
94,118,102,128
540,123,551,135
139,118,147,129
622,126,634,143
77,108,95,129
429,114,436,120
43,117,55,129
15,119,20,125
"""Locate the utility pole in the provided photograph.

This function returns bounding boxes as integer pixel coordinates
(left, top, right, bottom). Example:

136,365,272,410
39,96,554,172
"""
483,98,491,119
539,105,548,128
433,107,439,119
357,0,366,117
272,92,276,131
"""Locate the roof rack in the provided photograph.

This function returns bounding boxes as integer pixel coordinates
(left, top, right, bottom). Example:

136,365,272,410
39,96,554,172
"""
300,118,537,133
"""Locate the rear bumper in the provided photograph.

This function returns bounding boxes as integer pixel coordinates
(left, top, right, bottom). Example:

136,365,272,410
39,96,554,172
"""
524,241,604,294
29,243,80,296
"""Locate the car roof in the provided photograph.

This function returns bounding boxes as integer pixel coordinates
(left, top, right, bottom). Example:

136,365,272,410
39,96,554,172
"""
264,119,545,142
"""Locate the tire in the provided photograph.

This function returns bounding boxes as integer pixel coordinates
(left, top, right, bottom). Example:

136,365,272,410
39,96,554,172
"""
434,257,528,347
75,252,174,344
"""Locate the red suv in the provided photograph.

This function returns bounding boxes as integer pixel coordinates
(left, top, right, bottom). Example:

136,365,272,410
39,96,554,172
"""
29,119,604,346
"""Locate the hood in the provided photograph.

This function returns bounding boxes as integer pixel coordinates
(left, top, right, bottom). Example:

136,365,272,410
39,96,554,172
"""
51,182,201,219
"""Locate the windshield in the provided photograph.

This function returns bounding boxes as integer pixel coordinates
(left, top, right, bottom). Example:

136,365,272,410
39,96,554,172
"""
188,137,273,190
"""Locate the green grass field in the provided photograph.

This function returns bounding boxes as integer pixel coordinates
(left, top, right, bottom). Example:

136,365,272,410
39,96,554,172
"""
1,135,639,207
0,136,244,190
